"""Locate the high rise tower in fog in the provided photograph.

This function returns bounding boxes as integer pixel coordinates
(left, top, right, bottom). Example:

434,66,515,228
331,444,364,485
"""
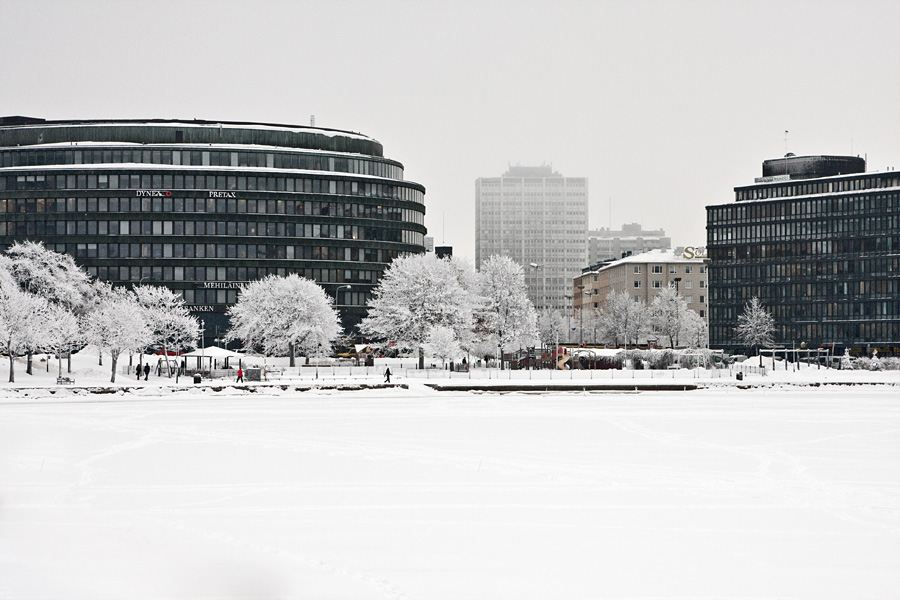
475,166,588,311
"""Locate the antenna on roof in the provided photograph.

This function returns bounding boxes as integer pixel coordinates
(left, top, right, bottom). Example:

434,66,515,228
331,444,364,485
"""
784,130,789,156
310,115,316,127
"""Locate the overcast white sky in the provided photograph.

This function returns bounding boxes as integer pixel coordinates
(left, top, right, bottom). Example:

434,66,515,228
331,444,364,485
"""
2,0,898,262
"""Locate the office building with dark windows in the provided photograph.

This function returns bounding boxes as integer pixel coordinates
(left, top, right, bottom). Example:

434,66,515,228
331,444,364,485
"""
706,154,900,355
0,117,427,340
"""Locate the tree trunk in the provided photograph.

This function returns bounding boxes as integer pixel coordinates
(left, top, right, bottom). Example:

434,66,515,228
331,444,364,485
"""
418,346,425,370
26,352,32,375
8,349,14,383
163,343,173,377
289,342,296,368
67,353,72,373
110,352,118,384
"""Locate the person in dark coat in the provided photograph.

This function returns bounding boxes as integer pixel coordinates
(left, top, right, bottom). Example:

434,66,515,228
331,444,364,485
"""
143,363,150,381
384,367,392,383
136,364,142,379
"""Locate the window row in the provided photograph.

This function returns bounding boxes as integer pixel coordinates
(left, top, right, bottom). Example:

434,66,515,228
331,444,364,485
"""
0,173,425,204
735,176,900,202
710,322,899,346
712,299,900,322
0,196,424,225
0,148,403,180
41,242,403,264
712,258,900,282
0,219,425,246
711,278,898,301
709,215,899,242
710,237,899,261
632,265,702,274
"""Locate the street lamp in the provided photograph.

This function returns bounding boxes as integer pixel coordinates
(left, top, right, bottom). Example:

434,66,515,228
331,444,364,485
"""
529,263,544,310
564,294,573,343
335,284,353,306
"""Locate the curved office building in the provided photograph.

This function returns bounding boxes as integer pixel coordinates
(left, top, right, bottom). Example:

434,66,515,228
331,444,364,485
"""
0,116,427,338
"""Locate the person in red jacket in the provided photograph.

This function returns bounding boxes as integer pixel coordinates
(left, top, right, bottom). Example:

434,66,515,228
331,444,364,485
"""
236,367,244,383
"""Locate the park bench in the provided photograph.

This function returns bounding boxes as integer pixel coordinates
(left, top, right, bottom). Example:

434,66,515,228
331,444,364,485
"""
56,377,75,385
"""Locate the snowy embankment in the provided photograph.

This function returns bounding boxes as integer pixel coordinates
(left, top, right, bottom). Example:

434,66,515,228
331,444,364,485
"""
2,352,898,399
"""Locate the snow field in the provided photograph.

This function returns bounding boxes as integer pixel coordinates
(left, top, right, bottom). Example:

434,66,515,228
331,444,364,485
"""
1,386,898,599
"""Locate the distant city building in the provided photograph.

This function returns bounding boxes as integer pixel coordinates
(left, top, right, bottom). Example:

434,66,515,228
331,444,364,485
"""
475,165,588,311
706,154,900,354
424,235,435,253
588,223,671,263
575,248,708,319
435,246,452,259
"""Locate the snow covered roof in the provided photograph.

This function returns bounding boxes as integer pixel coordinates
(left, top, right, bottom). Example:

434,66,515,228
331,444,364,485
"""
181,346,244,359
0,118,376,143
584,248,706,275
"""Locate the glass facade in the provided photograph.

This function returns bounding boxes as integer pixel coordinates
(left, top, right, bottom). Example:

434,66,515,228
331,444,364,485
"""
706,162,900,354
0,118,427,336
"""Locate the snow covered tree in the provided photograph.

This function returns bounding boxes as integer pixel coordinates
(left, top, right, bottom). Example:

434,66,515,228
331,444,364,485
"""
650,286,690,349
682,309,708,348
537,308,566,350
4,241,92,374
735,297,775,366
477,255,537,366
37,304,82,378
424,325,462,368
134,285,200,375
0,257,51,382
361,253,476,369
599,290,649,348
227,274,342,366
4,241,90,310
82,287,152,383
626,298,650,347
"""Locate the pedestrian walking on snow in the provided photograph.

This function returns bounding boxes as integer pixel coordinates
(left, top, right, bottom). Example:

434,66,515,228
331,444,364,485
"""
384,367,392,384
136,364,142,379
143,363,150,381
236,367,244,383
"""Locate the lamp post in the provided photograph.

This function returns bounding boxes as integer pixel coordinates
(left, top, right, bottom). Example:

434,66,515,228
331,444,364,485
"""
577,285,585,345
200,318,205,374
335,284,353,305
529,263,544,364
529,263,544,310
564,294,573,343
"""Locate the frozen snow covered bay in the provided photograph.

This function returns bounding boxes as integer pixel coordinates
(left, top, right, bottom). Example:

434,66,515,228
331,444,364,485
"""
2,386,898,599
